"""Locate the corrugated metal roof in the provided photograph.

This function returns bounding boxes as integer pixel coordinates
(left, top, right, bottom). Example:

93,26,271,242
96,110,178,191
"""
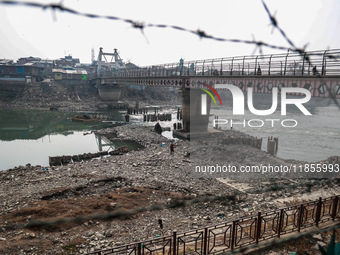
0,59,14,65
0,77,26,81
52,69,63,73
52,69,87,75
65,69,87,75
39,59,54,64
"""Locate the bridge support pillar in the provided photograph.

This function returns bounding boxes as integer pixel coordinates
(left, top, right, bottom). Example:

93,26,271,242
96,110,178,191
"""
96,84,121,101
179,88,211,133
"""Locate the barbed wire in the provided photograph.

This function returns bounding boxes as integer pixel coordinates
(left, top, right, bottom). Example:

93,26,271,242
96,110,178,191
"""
3,0,337,108
2,0,339,64
0,0,306,54
1,1,340,74
261,0,296,50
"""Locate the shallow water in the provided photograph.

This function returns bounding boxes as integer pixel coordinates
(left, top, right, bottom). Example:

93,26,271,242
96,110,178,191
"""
209,92,340,162
0,107,176,170
0,109,124,170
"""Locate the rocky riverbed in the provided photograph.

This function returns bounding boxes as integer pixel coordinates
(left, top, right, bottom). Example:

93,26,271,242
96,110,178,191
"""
0,125,339,254
0,80,181,112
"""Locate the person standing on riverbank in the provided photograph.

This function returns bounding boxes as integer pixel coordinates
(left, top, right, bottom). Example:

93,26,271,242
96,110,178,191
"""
170,143,175,154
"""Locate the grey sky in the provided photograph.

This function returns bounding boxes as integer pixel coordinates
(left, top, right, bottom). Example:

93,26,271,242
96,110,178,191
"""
0,0,339,66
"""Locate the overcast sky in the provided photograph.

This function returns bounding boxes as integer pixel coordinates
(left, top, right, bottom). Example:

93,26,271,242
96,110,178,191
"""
0,0,339,66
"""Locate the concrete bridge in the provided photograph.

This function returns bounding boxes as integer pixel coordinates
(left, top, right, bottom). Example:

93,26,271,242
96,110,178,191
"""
91,48,340,135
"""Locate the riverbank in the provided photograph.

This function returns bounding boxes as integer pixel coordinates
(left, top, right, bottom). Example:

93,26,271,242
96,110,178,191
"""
0,80,181,112
0,125,339,254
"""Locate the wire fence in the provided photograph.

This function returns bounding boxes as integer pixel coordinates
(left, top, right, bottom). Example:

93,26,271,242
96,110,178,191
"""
84,195,340,255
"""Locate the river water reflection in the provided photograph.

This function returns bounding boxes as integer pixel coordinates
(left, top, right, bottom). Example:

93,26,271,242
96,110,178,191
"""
0,109,129,170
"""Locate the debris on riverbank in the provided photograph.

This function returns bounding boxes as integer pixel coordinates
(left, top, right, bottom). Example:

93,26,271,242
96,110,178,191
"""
0,80,181,112
0,125,339,254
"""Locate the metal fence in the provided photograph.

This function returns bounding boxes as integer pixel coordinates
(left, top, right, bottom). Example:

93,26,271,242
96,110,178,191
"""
84,195,340,255
95,49,340,79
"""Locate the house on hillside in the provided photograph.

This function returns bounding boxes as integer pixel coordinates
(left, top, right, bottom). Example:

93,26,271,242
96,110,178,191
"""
17,56,41,64
52,68,88,85
0,62,44,85
55,56,80,68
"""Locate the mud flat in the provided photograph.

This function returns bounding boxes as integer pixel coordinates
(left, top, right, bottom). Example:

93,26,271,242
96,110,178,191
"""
0,125,339,254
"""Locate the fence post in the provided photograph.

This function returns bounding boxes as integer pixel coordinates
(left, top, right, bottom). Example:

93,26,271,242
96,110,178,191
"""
332,196,339,220
322,50,327,75
254,56,258,75
230,57,234,76
220,59,223,75
301,53,306,75
278,209,284,238
284,49,289,75
316,197,322,227
231,220,236,251
137,242,142,255
203,228,208,255
297,204,304,232
202,61,205,76
172,231,177,255
256,212,262,244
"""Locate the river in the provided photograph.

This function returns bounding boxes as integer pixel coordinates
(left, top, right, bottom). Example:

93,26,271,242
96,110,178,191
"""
0,95,339,170
0,109,139,170
209,92,340,162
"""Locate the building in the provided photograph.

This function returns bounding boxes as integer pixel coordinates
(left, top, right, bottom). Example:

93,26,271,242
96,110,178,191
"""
52,68,88,85
0,62,44,85
55,56,80,68
0,59,14,65
35,59,54,77
17,56,41,64
17,57,55,77
77,63,96,75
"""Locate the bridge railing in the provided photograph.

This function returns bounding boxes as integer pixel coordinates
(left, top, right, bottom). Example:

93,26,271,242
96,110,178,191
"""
84,195,340,255
96,49,340,79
